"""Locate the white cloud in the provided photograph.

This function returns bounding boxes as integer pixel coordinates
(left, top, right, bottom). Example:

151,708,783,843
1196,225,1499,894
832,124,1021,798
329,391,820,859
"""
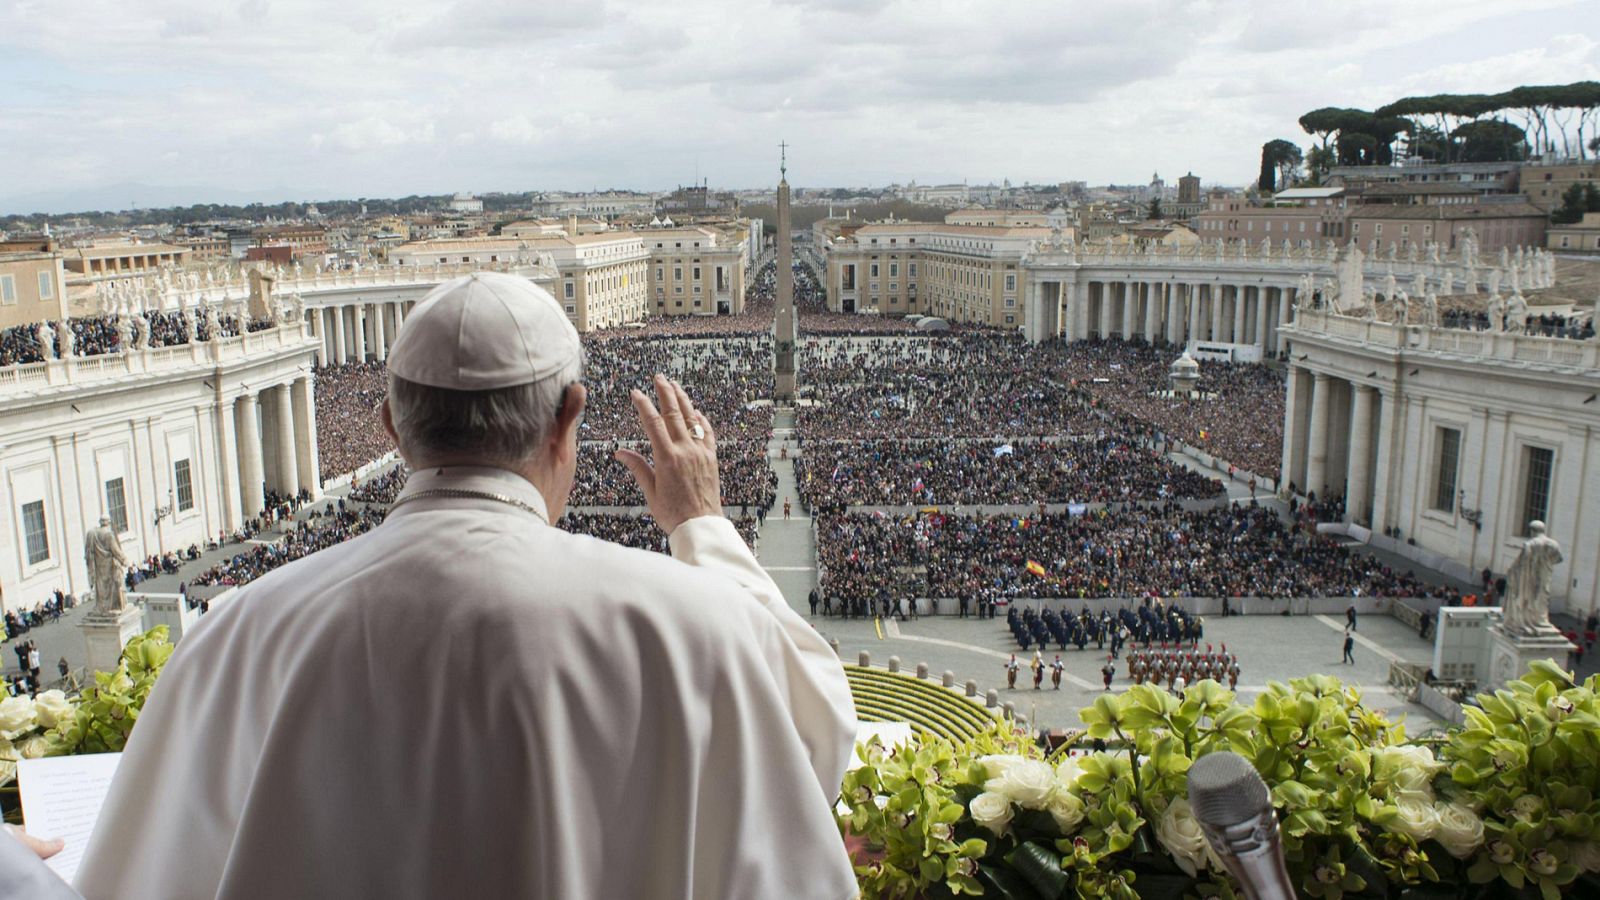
0,0,1596,212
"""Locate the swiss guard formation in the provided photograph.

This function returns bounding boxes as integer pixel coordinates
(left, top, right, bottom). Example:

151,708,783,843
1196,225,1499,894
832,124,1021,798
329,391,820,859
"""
1126,642,1240,693
1007,597,1204,654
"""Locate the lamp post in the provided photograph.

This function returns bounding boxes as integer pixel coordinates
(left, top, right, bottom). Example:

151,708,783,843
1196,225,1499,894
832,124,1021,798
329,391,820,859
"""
152,489,175,556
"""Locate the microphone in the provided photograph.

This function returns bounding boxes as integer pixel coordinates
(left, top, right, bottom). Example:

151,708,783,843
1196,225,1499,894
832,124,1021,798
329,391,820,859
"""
1186,751,1297,900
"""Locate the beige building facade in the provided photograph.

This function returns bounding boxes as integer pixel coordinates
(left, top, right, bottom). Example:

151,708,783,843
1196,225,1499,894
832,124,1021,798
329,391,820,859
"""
823,223,1047,326
641,226,748,317
0,241,70,331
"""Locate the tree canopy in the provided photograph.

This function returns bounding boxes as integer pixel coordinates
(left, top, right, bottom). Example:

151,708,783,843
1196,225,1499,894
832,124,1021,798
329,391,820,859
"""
1299,81,1599,167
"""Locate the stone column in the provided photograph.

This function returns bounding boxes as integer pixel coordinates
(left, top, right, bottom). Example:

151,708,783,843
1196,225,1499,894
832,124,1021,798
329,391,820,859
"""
1187,284,1201,343
1306,372,1331,498
236,392,265,519
292,376,322,499
274,383,299,496
1231,286,1247,343
1278,288,1295,355
353,304,367,361
1099,283,1115,337
1372,388,1398,530
1346,385,1376,524
373,302,388,362
1209,284,1223,342
1280,366,1302,491
216,396,243,530
1145,282,1161,342
1125,283,1137,340
1255,287,1270,352
332,306,348,365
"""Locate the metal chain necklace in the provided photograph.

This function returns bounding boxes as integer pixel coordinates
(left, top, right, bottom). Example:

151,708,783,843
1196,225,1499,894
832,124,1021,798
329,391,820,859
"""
387,488,550,525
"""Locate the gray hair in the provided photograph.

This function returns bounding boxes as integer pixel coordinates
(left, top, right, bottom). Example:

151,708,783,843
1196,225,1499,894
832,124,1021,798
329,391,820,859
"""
387,355,583,467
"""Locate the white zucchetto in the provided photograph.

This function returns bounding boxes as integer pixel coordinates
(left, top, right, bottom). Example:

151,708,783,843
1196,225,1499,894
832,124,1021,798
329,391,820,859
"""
387,272,581,390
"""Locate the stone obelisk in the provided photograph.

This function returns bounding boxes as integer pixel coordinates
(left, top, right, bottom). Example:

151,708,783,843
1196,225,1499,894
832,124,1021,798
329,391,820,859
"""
774,143,797,403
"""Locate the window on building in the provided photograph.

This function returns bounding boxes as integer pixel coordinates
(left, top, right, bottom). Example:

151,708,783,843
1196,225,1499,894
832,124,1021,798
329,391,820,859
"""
1433,428,1460,512
673,267,682,280
1521,447,1554,534
175,459,194,512
564,282,574,299
889,263,898,277
1005,274,1016,292
0,274,14,305
104,478,128,532
37,271,53,301
692,267,701,281
908,263,917,277
22,500,49,564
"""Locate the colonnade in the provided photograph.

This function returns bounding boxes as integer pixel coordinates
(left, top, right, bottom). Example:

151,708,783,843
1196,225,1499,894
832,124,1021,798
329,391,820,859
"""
1028,276,1300,357
1280,366,1388,527
307,300,416,366
215,375,321,527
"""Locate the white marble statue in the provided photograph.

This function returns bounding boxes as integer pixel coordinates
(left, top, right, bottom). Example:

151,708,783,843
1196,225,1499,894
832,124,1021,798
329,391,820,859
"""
1427,242,1441,264
116,314,135,349
1488,267,1502,298
85,517,130,616
132,314,150,349
1500,521,1564,636
55,319,75,358
1393,289,1410,325
1407,243,1419,263
1362,287,1378,321
1486,293,1505,332
1460,228,1480,268
1441,270,1457,297
1422,290,1441,328
1504,291,1529,334
34,321,55,360
1383,273,1398,304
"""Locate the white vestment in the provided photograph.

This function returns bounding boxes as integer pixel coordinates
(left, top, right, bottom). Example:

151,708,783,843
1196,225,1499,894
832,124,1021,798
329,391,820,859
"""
75,467,858,899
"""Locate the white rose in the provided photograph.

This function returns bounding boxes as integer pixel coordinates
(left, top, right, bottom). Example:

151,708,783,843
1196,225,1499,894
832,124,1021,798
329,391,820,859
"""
1386,797,1440,842
1434,802,1485,859
0,739,15,786
0,696,36,740
32,690,73,730
1156,798,1214,878
978,754,1023,779
1053,757,1083,792
986,758,1056,810
970,791,1015,837
1570,842,1600,874
1048,789,1086,832
16,735,47,760
1373,745,1442,799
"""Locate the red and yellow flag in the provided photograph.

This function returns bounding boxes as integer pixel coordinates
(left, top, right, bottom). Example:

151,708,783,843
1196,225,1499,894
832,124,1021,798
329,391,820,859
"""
1026,560,1047,578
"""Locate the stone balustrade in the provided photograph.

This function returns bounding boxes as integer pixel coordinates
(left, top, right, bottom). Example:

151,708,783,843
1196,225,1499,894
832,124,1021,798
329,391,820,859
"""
0,322,315,395
1292,308,1600,370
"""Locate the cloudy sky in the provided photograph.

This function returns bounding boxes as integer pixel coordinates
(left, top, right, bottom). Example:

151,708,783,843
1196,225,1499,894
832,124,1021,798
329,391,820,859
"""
2,0,1597,213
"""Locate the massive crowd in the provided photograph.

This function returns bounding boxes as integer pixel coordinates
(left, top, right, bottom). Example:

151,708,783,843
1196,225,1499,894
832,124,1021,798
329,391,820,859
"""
815,502,1460,611
796,335,1286,479
571,441,777,509
579,336,774,442
190,507,388,587
314,362,395,481
559,512,761,553
795,437,1222,508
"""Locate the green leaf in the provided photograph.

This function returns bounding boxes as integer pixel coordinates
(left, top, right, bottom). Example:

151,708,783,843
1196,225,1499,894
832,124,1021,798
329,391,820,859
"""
1008,841,1070,899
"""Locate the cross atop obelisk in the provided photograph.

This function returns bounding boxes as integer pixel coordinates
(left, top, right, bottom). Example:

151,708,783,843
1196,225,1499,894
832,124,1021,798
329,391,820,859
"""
774,143,796,402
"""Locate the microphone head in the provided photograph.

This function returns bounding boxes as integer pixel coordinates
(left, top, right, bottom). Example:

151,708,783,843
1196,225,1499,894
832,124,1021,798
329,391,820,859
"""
1187,751,1271,828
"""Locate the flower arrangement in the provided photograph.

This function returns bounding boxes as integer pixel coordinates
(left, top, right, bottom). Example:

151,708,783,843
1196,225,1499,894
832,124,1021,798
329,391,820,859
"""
840,662,1600,899
1,627,174,824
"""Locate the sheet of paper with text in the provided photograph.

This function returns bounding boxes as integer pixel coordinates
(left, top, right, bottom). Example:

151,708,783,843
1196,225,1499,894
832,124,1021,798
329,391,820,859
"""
18,752,123,884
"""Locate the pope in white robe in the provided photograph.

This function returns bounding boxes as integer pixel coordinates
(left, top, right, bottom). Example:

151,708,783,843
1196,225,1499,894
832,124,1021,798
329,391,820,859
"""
73,274,860,899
